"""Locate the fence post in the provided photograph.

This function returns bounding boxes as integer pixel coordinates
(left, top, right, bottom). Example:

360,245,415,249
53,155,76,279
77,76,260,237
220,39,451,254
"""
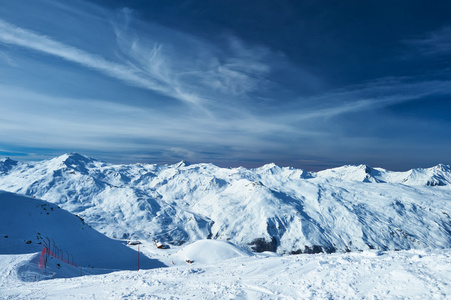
44,247,47,274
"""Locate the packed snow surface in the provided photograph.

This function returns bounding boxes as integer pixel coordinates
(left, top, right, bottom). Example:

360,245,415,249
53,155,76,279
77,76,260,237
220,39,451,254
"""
0,153,450,254
1,249,450,299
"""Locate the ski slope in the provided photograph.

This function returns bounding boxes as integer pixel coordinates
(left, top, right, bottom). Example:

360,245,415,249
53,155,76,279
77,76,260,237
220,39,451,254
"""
0,153,450,254
1,248,450,299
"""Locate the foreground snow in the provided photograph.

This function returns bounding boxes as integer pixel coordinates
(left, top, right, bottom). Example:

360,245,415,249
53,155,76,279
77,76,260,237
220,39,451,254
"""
1,249,450,299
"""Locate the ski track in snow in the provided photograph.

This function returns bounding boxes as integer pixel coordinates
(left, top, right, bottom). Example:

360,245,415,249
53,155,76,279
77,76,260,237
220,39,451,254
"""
1,249,450,299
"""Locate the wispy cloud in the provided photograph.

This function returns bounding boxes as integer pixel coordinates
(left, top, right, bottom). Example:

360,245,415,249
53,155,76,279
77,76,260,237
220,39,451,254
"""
0,10,290,161
0,18,201,105
405,26,451,56
111,8,274,105
279,77,451,123
0,49,16,66
0,10,285,109
0,86,288,158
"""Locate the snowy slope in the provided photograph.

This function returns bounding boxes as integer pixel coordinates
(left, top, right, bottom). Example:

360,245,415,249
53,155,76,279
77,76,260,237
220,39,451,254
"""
0,191,165,272
1,249,450,299
0,153,450,254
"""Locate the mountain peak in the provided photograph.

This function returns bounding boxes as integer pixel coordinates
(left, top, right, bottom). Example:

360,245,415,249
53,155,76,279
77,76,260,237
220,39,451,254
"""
62,152,93,162
261,163,278,169
432,164,451,172
0,157,18,173
0,157,17,164
256,163,282,175
174,160,190,168
51,153,99,173
357,164,373,174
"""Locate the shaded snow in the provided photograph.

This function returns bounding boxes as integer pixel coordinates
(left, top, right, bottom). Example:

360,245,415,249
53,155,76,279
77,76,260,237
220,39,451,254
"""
0,191,165,272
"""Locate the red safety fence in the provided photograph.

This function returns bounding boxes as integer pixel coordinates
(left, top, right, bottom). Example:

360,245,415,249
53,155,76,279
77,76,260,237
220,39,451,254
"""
39,246,77,270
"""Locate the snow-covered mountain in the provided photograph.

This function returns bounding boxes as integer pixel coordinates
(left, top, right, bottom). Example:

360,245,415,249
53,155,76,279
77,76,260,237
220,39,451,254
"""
0,153,450,254
316,163,451,186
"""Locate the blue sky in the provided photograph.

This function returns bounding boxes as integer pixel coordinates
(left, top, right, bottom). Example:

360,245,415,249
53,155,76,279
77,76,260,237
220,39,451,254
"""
0,0,450,170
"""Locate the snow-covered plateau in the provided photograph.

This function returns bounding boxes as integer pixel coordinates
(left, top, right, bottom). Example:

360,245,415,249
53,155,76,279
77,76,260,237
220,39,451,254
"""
1,153,450,299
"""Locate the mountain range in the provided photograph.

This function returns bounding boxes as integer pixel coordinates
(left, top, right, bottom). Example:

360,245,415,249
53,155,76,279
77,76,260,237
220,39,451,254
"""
1,153,450,254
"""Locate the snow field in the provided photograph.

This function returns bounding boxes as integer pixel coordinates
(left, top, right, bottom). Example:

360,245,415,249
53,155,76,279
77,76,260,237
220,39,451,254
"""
1,249,450,299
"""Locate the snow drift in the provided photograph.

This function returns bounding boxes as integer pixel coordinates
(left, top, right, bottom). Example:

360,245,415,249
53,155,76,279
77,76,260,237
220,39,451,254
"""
171,239,253,265
0,153,450,254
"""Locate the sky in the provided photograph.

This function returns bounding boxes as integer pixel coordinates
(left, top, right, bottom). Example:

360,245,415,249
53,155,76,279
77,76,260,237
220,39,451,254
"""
0,0,450,170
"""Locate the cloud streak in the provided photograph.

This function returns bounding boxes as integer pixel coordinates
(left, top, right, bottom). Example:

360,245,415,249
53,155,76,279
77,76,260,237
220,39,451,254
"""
279,77,451,124
0,18,201,105
406,26,451,56
111,8,276,106
0,12,283,109
0,86,288,160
